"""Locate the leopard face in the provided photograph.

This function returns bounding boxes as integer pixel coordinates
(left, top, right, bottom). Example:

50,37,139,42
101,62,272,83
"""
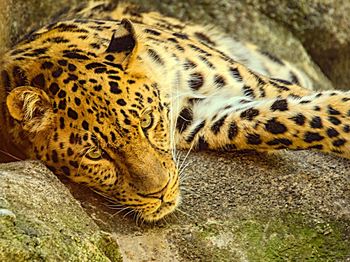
2,19,180,222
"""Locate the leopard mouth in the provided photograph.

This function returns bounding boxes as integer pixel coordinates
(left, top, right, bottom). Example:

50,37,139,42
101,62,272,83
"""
140,194,181,222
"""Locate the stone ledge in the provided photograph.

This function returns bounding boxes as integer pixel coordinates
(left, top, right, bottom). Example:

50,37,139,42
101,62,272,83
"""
0,161,122,262
65,150,350,261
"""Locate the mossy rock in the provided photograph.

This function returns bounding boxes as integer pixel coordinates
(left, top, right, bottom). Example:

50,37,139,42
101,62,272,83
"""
0,161,122,262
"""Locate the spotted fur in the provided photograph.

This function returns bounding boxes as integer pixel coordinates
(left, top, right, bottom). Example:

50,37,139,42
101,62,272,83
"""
1,1,349,222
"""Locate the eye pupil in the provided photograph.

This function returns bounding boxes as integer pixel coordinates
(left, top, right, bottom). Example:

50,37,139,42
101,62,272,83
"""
141,112,152,129
87,148,102,160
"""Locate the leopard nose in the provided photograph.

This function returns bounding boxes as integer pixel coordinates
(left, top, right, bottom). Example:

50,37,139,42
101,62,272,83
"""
136,179,169,199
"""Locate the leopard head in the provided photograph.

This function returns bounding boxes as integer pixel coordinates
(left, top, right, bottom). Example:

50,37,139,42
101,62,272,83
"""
4,19,180,222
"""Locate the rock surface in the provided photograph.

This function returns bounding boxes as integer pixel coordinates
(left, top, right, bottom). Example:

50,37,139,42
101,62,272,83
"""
0,161,122,261
0,0,10,55
1,151,349,261
68,150,350,261
249,0,350,89
1,0,350,261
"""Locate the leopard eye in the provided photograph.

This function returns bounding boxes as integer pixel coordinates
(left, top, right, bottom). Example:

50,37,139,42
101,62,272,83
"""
140,111,153,129
86,148,102,160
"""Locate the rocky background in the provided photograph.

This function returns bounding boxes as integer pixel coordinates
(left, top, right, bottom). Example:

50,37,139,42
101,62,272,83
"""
1,0,350,261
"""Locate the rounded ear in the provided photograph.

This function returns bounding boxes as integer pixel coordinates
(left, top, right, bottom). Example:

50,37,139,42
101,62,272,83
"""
106,19,139,68
6,86,54,133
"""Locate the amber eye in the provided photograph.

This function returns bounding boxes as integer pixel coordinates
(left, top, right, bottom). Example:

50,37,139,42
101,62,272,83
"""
86,148,102,160
140,111,153,129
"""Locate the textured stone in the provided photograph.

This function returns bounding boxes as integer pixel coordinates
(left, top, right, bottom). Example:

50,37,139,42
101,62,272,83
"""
66,150,350,261
0,0,10,55
246,0,350,89
0,161,122,262
7,0,80,45
1,152,349,261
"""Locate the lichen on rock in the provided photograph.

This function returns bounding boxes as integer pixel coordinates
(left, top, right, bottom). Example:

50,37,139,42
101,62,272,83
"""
0,161,122,262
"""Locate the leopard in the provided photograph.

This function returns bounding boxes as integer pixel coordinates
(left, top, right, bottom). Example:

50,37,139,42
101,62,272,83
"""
1,0,350,222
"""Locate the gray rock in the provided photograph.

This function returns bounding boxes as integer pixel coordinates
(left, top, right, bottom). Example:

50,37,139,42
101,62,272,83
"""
65,150,350,261
246,0,350,89
0,0,10,55
1,152,349,261
0,161,122,262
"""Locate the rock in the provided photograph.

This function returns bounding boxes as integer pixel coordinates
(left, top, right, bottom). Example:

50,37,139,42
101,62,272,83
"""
1,153,349,261
0,161,122,262
0,0,10,55
65,150,350,261
246,0,350,89
5,0,80,48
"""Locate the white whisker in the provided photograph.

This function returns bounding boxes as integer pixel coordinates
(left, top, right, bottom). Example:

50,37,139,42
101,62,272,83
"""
170,211,181,223
106,204,125,210
175,150,184,171
92,188,119,202
135,211,143,226
123,209,135,219
112,207,130,217
179,161,191,177
178,141,195,172
0,149,23,161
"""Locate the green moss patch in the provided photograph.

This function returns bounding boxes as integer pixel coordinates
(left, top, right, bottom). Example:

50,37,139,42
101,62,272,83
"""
173,214,349,261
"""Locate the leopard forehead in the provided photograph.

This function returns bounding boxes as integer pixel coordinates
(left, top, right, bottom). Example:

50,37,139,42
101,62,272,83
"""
7,19,170,141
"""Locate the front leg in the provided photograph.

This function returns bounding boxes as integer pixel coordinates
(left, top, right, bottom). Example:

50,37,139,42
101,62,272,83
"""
176,91,350,158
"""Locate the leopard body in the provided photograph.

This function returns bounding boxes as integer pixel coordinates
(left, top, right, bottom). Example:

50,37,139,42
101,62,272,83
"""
1,1,349,221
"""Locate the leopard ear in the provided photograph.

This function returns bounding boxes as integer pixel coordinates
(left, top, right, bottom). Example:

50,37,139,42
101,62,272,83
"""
106,19,138,68
6,86,54,133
